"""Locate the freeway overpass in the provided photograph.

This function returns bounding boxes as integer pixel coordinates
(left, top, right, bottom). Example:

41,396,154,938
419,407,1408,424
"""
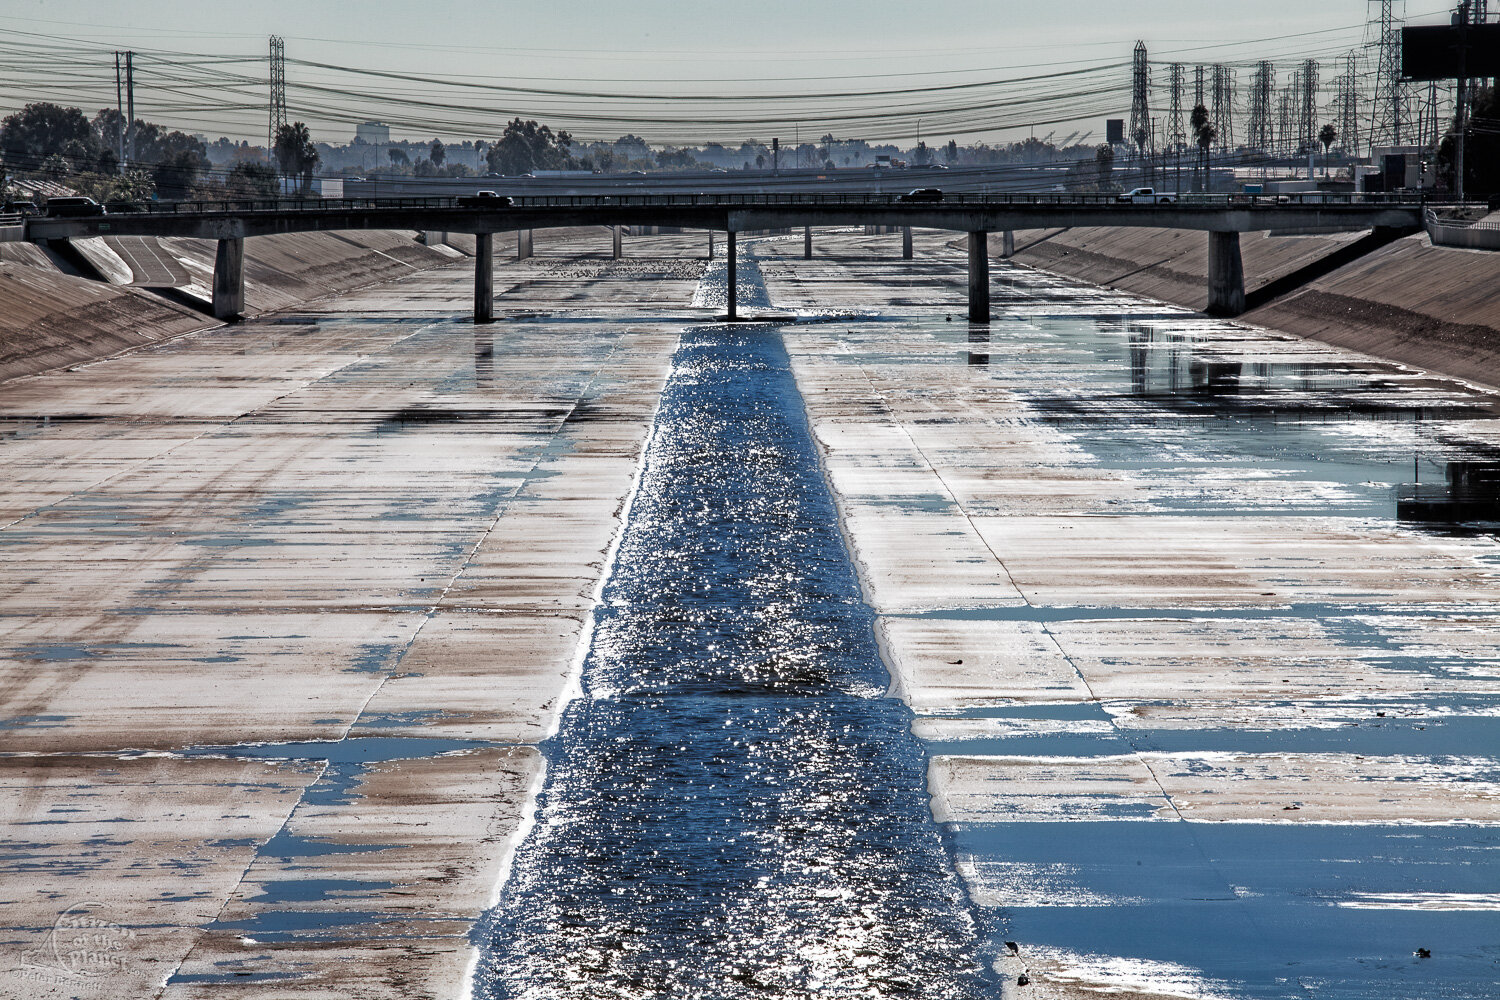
9,192,1442,323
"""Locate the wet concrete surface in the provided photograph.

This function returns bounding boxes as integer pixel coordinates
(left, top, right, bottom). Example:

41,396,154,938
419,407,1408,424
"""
767,231,1500,997
3,225,1499,998
0,231,703,999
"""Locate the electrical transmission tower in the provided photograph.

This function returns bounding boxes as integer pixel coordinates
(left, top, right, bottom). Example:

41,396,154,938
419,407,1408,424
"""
1169,63,1185,149
1212,64,1235,151
1130,41,1152,158
1299,59,1319,155
1278,74,1298,157
268,35,287,162
1247,61,1274,153
1335,52,1360,155
1195,65,1206,109
1368,1,1407,147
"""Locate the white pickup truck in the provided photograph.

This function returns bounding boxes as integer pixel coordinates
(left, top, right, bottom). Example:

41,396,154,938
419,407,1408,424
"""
1116,187,1178,204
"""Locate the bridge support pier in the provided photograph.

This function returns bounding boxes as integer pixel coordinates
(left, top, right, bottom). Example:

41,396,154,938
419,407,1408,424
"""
902,226,913,259
707,231,714,259
474,232,494,324
516,229,532,261
726,231,738,321
967,231,990,324
1001,230,1015,258
1206,230,1246,316
212,237,244,322
804,226,812,259
612,226,622,260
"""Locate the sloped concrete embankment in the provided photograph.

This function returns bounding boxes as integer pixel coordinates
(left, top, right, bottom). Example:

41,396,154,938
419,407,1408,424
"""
1008,226,1500,391
0,230,468,383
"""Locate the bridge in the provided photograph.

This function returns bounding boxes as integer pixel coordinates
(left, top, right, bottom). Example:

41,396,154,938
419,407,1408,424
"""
9,192,1439,323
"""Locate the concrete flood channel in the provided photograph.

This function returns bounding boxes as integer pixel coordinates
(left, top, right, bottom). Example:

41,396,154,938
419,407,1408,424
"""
1,230,1498,998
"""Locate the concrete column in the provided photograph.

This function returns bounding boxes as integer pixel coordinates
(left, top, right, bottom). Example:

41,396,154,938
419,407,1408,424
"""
212,237,244,321
967,231,990,324
1001,230,1016,258
611,226,622,260
902,226,914,259
474,232,494,324
516,229,532,260
708,231,715,259
804,226,813,259
726,231,738,322
1206,230,1246,316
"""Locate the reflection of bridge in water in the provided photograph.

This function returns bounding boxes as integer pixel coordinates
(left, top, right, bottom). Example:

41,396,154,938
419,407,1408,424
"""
11,192,1439,324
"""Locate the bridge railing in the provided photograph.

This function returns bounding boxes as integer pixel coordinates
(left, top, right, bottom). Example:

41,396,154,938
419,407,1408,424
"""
57,191,1452,218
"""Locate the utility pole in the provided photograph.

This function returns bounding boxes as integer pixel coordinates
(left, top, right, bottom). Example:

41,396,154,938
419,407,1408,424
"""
124,50,135,167
268,35,287,168
1455,2,1470,199
114,52,126,172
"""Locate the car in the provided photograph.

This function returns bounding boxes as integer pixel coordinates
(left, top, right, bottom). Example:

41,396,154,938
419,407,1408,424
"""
456,191,513,208
2,200,38,217
103,200,145,214
1116,187,1178,205
43,196,105,217
898,188,944,203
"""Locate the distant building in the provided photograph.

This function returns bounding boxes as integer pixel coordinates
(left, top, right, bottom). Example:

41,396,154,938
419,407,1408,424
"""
354,121,391,145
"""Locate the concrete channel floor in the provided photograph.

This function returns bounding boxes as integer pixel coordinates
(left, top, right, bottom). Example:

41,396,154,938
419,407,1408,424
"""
0,230,705,999
2,225,1498,999
760,230,1500,998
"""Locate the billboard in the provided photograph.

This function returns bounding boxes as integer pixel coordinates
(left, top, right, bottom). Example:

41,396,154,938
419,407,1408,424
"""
1106,119,1125,144
1402,24,1500,81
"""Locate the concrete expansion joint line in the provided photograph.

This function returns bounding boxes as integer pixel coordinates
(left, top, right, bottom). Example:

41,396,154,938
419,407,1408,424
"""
340,334,623,742
838,347,1200,820
155,757,332,995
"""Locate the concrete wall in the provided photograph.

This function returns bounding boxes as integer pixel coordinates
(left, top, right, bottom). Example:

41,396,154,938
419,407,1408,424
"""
1009,226,1500,392
0,231,464,383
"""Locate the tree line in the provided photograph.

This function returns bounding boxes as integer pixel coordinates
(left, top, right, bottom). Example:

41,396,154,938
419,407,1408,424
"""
1,101,284,203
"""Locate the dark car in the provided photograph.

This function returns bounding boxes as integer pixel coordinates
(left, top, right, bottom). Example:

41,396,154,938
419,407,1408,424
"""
456,190,513,208
898,188,944,203
103,201,145,214
2,200,39,217
44,196,105,217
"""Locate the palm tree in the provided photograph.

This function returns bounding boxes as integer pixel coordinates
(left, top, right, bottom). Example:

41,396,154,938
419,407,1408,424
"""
273,122,320,196
1318,124,1337,177
1191,104,1215,193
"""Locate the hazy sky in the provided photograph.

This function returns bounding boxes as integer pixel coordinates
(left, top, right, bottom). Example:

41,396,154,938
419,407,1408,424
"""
0,1,1456,145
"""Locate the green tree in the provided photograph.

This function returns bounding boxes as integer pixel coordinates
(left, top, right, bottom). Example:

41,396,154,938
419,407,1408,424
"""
1318,123,1337,177
486,119,576,175
1438,84,1500,196
274,122,320,194
388,147,409,169
1190,104,1213,191
1,102,104,174
1094,143,1116,193
429,139,445,167
226,161,278,199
